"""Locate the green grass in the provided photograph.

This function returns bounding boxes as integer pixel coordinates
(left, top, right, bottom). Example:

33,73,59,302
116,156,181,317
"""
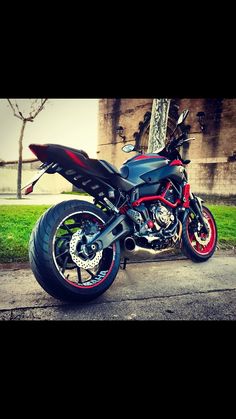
0,205,50,263
0,204,235,263
61,191,89,196
207,204,236,248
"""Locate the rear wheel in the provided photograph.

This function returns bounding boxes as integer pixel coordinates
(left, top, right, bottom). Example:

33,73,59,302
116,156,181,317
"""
181,205,217,262
29,200,120,302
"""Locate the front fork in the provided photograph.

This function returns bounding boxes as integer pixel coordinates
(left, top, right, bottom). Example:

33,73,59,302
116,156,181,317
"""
189,193,209,234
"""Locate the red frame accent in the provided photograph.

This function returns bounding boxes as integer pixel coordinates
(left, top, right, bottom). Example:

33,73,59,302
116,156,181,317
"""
132,195,181,208
132,182,181,208
182,183,190,208
147,220,154,228
65,150,88,169
133,155,166,161
169,159,183,166
161,181,171,197
119,205,129,214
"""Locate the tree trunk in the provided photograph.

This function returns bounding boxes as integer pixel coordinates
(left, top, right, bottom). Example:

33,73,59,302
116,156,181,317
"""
17,119,27,199
148,99,171,153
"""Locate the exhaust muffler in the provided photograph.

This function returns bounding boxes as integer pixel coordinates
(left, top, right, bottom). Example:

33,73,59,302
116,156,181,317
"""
123,236,171,259
124,237,136,251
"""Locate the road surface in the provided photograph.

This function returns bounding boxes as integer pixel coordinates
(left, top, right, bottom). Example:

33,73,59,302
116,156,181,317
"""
0,250,235,320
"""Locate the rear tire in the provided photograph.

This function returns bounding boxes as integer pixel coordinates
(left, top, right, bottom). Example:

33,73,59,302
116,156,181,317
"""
181,205,217,262
29,200,121,302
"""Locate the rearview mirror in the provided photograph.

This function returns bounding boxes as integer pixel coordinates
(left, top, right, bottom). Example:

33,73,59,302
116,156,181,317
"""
177,109,189,125
122,144,135,153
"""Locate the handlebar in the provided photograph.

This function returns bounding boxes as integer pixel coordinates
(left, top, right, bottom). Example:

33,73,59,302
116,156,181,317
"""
167,136,195,152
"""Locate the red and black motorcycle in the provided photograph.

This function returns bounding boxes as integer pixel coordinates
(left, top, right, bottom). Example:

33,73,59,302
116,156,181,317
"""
24,109,217,302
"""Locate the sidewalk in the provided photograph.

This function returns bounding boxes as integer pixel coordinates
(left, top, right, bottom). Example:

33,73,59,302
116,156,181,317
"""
0,194,94,205
0,251,236,320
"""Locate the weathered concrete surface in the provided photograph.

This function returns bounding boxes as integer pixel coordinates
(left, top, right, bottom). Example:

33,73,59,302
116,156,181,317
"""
0,251,236,320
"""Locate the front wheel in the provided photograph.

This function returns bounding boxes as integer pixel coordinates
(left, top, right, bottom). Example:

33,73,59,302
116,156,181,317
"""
29,200,121,302
181,205,217,262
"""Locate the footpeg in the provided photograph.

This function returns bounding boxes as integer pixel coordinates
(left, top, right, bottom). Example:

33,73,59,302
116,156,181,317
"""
127,209,143,224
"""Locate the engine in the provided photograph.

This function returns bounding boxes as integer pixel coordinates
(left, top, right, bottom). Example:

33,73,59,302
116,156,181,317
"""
149,203,175,230
126,202,178,251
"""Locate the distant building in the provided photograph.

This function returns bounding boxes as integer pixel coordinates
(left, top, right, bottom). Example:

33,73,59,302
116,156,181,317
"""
97,99,236,202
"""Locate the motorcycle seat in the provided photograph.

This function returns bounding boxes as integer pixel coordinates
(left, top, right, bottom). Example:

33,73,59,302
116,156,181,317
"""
99,160,121,175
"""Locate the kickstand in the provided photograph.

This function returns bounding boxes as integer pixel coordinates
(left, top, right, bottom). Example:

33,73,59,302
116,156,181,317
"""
120,257,129,270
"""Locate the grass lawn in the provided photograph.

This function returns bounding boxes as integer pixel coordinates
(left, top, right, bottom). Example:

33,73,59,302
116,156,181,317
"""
0,205,50,263
207,204,236,248
61,191,89,196
0,204,235,263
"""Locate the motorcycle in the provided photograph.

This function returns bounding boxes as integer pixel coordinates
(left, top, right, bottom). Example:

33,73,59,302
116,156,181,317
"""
24,109,217,302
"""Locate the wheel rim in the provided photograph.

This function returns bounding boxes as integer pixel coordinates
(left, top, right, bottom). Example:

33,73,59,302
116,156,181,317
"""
52,211,116,289
187,208,216,255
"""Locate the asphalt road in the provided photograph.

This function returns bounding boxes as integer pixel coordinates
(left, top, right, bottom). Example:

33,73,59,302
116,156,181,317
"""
0,250,235,320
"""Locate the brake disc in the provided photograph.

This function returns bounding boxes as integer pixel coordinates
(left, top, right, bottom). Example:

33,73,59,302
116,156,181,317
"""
194,218,211,246
69,230,103,269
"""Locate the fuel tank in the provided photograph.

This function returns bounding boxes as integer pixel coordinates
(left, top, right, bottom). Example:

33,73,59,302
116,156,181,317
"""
120,153,185,186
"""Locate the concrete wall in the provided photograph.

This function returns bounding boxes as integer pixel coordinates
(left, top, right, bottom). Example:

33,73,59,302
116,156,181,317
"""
179,99,236,197
98,99,153,168
0,165,72,194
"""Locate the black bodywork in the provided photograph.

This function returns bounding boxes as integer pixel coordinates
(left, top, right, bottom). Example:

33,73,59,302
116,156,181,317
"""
29,144,186,203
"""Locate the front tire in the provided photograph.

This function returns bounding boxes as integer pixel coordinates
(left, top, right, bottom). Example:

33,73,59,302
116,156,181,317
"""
181,205,217,262
29,200,121,302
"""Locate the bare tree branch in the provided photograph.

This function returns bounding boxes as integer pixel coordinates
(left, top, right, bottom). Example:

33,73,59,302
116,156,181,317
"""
15,101,26,119
29,98,39,117
7,99,23,120
7,98,48,123
6,98,48,198
0,158,38,167
30,98,48,119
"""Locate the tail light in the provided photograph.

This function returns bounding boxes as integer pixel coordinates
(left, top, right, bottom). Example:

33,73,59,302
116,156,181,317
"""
29,144,49,162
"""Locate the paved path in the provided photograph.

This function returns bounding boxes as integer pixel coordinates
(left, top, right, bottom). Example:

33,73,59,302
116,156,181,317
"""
0,194,93,205
0,251,235,320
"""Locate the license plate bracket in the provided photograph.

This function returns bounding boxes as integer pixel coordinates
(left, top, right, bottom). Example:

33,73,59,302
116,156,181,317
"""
21,162,54,195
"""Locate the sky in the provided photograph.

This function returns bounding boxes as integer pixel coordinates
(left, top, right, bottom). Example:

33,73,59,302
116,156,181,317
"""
0,99,98,161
